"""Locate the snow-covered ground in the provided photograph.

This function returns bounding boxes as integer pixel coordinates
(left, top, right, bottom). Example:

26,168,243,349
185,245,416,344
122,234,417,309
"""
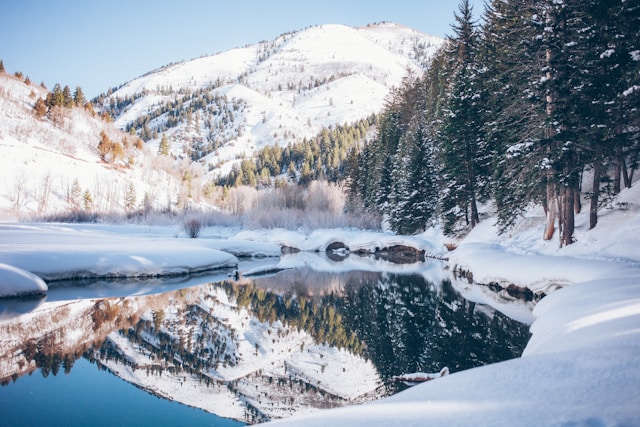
0,223,239,284
263,186,640,426
1,184,639,425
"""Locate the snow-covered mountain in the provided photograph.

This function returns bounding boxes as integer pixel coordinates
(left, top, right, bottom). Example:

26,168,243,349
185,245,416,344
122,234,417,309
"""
0,22,442,220
99,23,442,176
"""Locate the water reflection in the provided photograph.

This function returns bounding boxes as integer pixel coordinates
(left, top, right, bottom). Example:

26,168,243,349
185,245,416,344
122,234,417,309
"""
248,266,531,392
0,260,531,424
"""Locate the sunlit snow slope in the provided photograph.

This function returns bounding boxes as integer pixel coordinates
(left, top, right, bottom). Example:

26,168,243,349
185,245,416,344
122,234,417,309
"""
103,23,442,176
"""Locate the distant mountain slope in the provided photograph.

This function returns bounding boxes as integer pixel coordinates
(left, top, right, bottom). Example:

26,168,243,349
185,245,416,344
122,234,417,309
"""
98,23,443,177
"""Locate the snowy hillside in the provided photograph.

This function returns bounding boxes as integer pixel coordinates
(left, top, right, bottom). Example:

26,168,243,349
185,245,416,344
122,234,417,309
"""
0,73,187,219
100,23,442,176
0,23,441,219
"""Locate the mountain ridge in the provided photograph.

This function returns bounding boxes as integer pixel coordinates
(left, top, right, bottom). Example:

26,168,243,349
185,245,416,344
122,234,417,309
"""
0,22,443,219
96,22,443,177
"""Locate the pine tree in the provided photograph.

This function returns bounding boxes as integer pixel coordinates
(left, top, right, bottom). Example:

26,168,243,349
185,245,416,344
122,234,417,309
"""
62,85,73,108
482,0,548,232
47,83,65,108
578,0,640,229
439,0,490,233
73,86,86,107
124,182,137,211
387,78,440,234
83,190,93,211
0,59,4,73
158,133,170,156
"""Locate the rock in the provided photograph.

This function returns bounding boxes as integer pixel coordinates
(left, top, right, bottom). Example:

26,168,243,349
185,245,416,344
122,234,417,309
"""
281,246,300,254
506,284,534,301
376,245,425,264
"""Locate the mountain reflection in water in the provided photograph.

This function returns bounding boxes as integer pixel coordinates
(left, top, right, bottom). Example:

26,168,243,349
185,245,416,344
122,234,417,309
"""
0,263,531,424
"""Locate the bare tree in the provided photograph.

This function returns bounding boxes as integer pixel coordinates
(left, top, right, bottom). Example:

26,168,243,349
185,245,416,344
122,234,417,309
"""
8,172,28,212
35,173,52,214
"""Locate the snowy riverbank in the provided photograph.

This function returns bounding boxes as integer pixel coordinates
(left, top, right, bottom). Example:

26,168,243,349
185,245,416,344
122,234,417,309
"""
1,184,639,425
263,186,640,426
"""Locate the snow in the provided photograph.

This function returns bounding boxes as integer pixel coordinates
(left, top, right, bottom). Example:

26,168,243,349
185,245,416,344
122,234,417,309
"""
0,24,442,219
0,74,184,219
106,23,443,178
261,186,640,426
1,184,639,426
82,281,382,421
235,228,436,254
0,223,238,285
0,263,47,297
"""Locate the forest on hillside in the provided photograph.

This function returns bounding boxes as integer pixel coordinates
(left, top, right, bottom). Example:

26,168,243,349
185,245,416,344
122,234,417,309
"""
347,0,640,245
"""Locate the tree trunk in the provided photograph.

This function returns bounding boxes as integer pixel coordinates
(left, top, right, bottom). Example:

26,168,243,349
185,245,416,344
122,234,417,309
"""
627,151,637,187
590,159,601,230
613,155,622,194
470,196,479,228
622,157,631,189
542,37,556,242
560,185,575,247
574,188,581,214
543,180,557,241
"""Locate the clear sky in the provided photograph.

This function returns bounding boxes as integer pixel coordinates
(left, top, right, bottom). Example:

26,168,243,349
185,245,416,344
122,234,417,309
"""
1,0,485,99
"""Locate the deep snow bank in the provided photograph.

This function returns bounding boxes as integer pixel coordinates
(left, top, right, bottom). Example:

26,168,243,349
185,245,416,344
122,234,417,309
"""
448,183,640,295
264,273,640,427
0,224,238,294
0,263,47,297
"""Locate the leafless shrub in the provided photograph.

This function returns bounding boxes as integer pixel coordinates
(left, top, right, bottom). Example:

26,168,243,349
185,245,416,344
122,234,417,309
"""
40,210,98,223
444,243,458,251
183,218,202,238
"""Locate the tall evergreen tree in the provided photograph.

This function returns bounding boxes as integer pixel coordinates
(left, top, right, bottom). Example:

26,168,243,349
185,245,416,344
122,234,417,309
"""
481,0,546,232
388,86,440,235
62,85,74,108
439,0,490,233
73,86,86,107
159,133,170,156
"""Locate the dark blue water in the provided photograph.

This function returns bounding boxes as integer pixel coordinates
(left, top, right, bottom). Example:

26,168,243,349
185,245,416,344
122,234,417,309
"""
0,358,243,427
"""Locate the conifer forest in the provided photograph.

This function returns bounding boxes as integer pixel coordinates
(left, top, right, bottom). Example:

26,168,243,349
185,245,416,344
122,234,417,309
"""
348,0,639,246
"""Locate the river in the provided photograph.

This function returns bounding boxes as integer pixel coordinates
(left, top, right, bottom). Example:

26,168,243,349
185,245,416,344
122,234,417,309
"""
0,255,532,425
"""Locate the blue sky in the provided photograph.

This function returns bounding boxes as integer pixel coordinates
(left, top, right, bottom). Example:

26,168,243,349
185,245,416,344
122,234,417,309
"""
1,0,485,98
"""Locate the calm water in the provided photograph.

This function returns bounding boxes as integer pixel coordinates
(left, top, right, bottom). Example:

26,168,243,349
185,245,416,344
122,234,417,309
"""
0,358,242,427
0,257,532,425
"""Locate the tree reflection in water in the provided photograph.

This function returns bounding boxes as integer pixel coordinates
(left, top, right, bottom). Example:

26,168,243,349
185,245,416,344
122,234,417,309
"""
246,269,531,392
1,267,531,423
